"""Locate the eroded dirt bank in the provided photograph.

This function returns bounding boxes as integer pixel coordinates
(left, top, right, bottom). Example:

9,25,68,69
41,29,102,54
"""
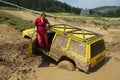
0,24,42,80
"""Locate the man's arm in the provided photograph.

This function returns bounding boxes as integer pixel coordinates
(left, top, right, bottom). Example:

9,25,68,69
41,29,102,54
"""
34,18,38,31
46,20,50,29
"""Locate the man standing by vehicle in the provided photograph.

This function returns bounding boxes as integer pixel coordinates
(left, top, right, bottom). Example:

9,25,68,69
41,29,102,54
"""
34,12,50,50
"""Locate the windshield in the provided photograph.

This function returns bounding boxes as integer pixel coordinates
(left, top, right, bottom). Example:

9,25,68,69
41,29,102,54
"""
91,40,105,58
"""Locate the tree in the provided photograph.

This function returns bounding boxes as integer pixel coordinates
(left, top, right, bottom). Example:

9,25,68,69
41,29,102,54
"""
1,0,81,14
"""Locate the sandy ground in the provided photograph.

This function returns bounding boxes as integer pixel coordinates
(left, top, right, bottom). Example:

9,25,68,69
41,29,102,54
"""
0,10,120,80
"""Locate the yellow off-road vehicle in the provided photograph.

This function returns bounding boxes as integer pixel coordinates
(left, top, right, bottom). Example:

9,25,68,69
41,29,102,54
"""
22,24,106,73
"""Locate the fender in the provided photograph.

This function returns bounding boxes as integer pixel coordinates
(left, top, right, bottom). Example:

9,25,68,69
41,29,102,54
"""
22,28,36,38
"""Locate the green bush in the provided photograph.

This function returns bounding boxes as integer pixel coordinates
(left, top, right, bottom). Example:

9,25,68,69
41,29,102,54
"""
100,25,110,30
0,16,10,23
79,18,86,23
93,21,100,26
8,20,16,26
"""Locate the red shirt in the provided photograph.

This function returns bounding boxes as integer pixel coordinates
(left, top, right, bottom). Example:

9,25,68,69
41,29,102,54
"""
34,18,48,28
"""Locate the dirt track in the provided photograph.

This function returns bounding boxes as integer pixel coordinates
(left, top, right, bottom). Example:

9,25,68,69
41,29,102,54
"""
0,11,120,80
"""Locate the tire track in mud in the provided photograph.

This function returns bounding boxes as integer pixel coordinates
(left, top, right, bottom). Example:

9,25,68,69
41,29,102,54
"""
0,24,42,80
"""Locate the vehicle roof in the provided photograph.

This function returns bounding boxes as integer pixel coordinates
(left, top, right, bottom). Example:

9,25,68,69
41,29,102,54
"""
51,24,103,42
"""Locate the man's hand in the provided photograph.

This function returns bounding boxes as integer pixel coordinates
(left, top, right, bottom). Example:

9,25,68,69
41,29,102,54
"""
46,23,50,29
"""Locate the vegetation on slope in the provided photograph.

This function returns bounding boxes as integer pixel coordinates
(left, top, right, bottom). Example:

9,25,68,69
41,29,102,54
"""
93,6,120,17
0,11,33,31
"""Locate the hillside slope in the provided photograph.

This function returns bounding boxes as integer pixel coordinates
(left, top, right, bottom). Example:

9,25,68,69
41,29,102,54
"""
93,6,120,12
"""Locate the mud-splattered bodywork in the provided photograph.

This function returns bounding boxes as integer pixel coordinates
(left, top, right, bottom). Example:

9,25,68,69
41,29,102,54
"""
22,24,106,72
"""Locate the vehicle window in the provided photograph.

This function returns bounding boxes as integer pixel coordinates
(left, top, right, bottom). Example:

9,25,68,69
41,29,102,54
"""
69,40,86,57
54,34,68,48
91,40,105,58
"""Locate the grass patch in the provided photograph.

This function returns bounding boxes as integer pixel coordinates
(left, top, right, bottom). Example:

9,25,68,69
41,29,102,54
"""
79,18,86,23
0,11,33,31
100,25,110,30
47,12,78,16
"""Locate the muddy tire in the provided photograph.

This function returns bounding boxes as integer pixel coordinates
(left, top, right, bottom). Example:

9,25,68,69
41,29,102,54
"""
58,60,75,71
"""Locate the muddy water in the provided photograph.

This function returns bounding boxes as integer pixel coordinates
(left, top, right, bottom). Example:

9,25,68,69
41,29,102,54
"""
18,56,120,80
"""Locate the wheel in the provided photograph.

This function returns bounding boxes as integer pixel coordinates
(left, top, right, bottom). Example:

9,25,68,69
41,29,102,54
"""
58,60,75,71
